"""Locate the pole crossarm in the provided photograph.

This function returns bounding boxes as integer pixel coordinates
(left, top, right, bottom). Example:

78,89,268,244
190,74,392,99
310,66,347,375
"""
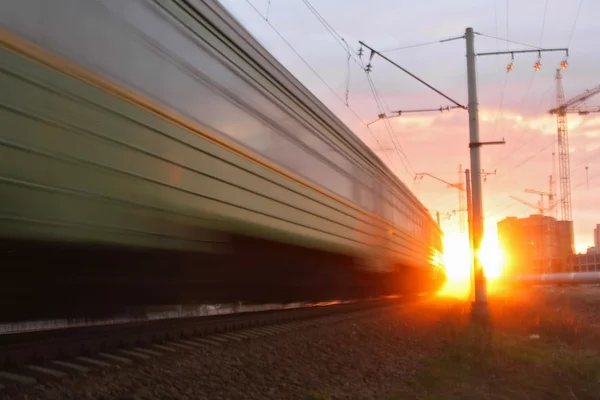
414,172,466,192
358,40,467,110
390,106,463,114
367,105,462,125
469,140,506,148
476,48,569,57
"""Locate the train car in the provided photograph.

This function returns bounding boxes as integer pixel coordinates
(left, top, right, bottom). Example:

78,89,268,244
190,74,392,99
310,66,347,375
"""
0,0,445,321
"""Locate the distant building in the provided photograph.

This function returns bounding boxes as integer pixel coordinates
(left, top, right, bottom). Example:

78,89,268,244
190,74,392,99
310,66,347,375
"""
573,251,600,272
497,214,574,276
573,224,600,271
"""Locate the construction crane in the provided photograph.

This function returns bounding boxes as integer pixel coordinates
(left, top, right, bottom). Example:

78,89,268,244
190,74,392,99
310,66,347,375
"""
510,193,559,216
524,186,553,215
509,195,547,215
549,71,600,222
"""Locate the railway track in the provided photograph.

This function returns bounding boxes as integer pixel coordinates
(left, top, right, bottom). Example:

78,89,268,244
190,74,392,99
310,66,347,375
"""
0,296,418,393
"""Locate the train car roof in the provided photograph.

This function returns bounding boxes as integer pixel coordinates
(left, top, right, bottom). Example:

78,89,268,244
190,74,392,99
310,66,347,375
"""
187,0,436,225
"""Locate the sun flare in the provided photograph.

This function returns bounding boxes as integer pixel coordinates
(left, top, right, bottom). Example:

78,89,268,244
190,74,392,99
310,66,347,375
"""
441,228,504,283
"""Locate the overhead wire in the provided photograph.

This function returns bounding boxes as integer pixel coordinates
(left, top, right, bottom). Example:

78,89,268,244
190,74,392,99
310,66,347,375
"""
294,0,412,176
241,0,399,175
538,0,550,46
474,33,542,50
505,0,510,53
359,55,415,179
481,0,566,217
484,0,557,183
297,0,417,179
379,39,448,54
567,0,585,47
343,39,351,106
489,0,592,216
265,0,271,21
490,0,551,154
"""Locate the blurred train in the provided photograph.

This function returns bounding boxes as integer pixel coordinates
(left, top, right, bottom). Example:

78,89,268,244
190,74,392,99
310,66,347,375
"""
0,0,445,321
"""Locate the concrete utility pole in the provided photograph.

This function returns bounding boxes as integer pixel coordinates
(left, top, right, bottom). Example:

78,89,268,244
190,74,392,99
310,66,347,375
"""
465,28,492,317
465,169,476,302
464,27,568,319
360,31,567,318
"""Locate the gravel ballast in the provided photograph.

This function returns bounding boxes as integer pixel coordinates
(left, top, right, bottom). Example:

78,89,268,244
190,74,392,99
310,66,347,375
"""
8,284,600,400
3,300,452,400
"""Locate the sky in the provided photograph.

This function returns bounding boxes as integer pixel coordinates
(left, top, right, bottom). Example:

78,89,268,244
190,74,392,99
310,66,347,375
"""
219,0,599,253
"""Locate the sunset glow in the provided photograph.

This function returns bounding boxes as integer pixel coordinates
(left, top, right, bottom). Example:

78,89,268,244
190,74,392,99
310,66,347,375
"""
441,227,505,282
479,229,504,279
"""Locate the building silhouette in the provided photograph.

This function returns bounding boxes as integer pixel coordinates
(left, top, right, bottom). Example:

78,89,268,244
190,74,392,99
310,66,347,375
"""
497,214,574,276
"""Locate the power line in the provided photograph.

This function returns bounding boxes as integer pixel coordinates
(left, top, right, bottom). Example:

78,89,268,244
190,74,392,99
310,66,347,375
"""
296,0,411,177
358,41,467,110
295,0,417,179
296,0,363,69
567,0,585,46
493,0,500,51
485,139,556,214
360,58,415,178
538,0,550,46
265,0,271,21
495,138,556,187
486,81,553,174
474,33,541,50
491,1,549,140
379,39,447,54
506,0,510,52
242,0,399,174
491,71,509,140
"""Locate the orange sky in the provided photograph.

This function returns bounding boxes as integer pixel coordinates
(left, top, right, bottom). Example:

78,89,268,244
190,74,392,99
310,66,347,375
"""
221,0,599,253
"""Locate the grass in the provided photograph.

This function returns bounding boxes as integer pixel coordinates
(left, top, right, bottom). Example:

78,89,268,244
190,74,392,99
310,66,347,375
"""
389,297,600,400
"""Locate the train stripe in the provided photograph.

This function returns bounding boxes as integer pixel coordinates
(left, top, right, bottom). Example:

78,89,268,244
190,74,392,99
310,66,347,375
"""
0,28,392,227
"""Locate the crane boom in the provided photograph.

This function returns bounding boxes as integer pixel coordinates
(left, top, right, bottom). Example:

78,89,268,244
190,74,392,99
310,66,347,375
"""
563,106,600,115
550,83,600,114
510,195,544,215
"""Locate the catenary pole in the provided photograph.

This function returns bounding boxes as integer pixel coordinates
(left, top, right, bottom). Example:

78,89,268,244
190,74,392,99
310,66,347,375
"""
465,27,488,316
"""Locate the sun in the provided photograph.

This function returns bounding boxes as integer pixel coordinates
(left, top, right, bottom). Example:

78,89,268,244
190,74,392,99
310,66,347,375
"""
442,234,471,281
441,228,504,282
478,229,504,279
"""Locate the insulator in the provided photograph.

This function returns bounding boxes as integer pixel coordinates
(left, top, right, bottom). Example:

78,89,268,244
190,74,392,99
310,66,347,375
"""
368,50,375,62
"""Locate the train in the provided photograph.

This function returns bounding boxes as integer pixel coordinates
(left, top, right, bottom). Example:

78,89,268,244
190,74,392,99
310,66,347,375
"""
0,0,446,321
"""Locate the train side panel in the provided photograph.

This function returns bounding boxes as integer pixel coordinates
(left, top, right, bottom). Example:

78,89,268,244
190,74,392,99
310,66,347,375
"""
0,0,445,320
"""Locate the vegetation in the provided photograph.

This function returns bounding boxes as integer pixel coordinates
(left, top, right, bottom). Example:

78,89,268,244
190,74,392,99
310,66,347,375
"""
390,288,600,400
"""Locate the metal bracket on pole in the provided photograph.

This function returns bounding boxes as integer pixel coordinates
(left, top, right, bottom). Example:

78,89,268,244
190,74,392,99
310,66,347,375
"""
469,139,506,148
